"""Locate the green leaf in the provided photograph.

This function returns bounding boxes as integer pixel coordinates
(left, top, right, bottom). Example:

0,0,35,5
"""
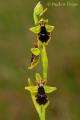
30,25,40,33
31,48,40,55
45,24,55,32
36,73,42,82
44,85,57,93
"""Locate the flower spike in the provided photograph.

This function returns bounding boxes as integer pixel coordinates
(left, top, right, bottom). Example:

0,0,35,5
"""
26,2,56,120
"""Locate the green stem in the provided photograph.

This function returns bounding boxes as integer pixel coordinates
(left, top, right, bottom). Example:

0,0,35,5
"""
40,107,45,120
41,45,48,81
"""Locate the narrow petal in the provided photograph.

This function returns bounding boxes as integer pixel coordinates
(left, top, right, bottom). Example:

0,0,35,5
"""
27,78,33,86
35,73,42,82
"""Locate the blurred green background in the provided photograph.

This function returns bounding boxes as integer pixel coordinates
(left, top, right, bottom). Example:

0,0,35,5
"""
0,0,80,120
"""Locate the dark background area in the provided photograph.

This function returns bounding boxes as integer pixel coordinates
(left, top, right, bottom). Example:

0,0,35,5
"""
0,0,80,120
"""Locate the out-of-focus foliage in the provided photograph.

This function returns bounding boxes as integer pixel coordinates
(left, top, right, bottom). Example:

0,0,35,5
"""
0,0,80,120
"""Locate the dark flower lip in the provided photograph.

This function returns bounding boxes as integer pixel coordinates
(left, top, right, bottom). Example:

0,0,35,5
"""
30,20,54,46
36,95,48,105
38,26,51,43
35,86,48,105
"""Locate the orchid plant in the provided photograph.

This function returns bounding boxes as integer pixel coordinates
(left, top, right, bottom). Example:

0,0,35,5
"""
25,2,57,120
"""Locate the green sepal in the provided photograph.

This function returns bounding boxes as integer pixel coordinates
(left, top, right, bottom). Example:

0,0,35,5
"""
25,86,38,93
35,73,42,82
31,93,42,118
30,25,40,33
44,85,57,93
45,24,55,32
31,48,40,56
25,78,38,93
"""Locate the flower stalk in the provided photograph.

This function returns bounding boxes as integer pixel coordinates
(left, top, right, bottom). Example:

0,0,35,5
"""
41,45,48,81
41,107,45,120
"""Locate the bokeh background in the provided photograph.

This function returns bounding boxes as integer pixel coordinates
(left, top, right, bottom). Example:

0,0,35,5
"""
0,0,80,120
